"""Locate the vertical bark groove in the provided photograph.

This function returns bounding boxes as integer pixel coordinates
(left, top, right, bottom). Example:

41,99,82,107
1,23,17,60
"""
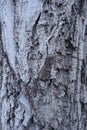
0,0,87,130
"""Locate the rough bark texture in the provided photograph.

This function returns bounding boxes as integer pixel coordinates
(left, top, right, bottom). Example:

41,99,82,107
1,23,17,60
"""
0,0,87,130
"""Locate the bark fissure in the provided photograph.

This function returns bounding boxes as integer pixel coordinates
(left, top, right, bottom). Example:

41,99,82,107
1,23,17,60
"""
0,0,87,130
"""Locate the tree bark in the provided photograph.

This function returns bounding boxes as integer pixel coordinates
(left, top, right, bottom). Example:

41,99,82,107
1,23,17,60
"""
0,0,87,130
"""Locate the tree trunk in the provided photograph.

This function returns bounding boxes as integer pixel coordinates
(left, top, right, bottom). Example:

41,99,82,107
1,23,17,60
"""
0,0,87,130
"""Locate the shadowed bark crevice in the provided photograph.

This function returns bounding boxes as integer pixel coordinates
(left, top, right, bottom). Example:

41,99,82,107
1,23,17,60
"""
0,0,87,130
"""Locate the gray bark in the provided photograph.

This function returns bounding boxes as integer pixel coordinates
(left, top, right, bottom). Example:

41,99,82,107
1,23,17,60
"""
0,0,87,130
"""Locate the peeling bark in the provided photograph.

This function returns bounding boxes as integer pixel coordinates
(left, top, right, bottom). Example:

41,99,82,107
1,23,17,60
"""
0,0,87,130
